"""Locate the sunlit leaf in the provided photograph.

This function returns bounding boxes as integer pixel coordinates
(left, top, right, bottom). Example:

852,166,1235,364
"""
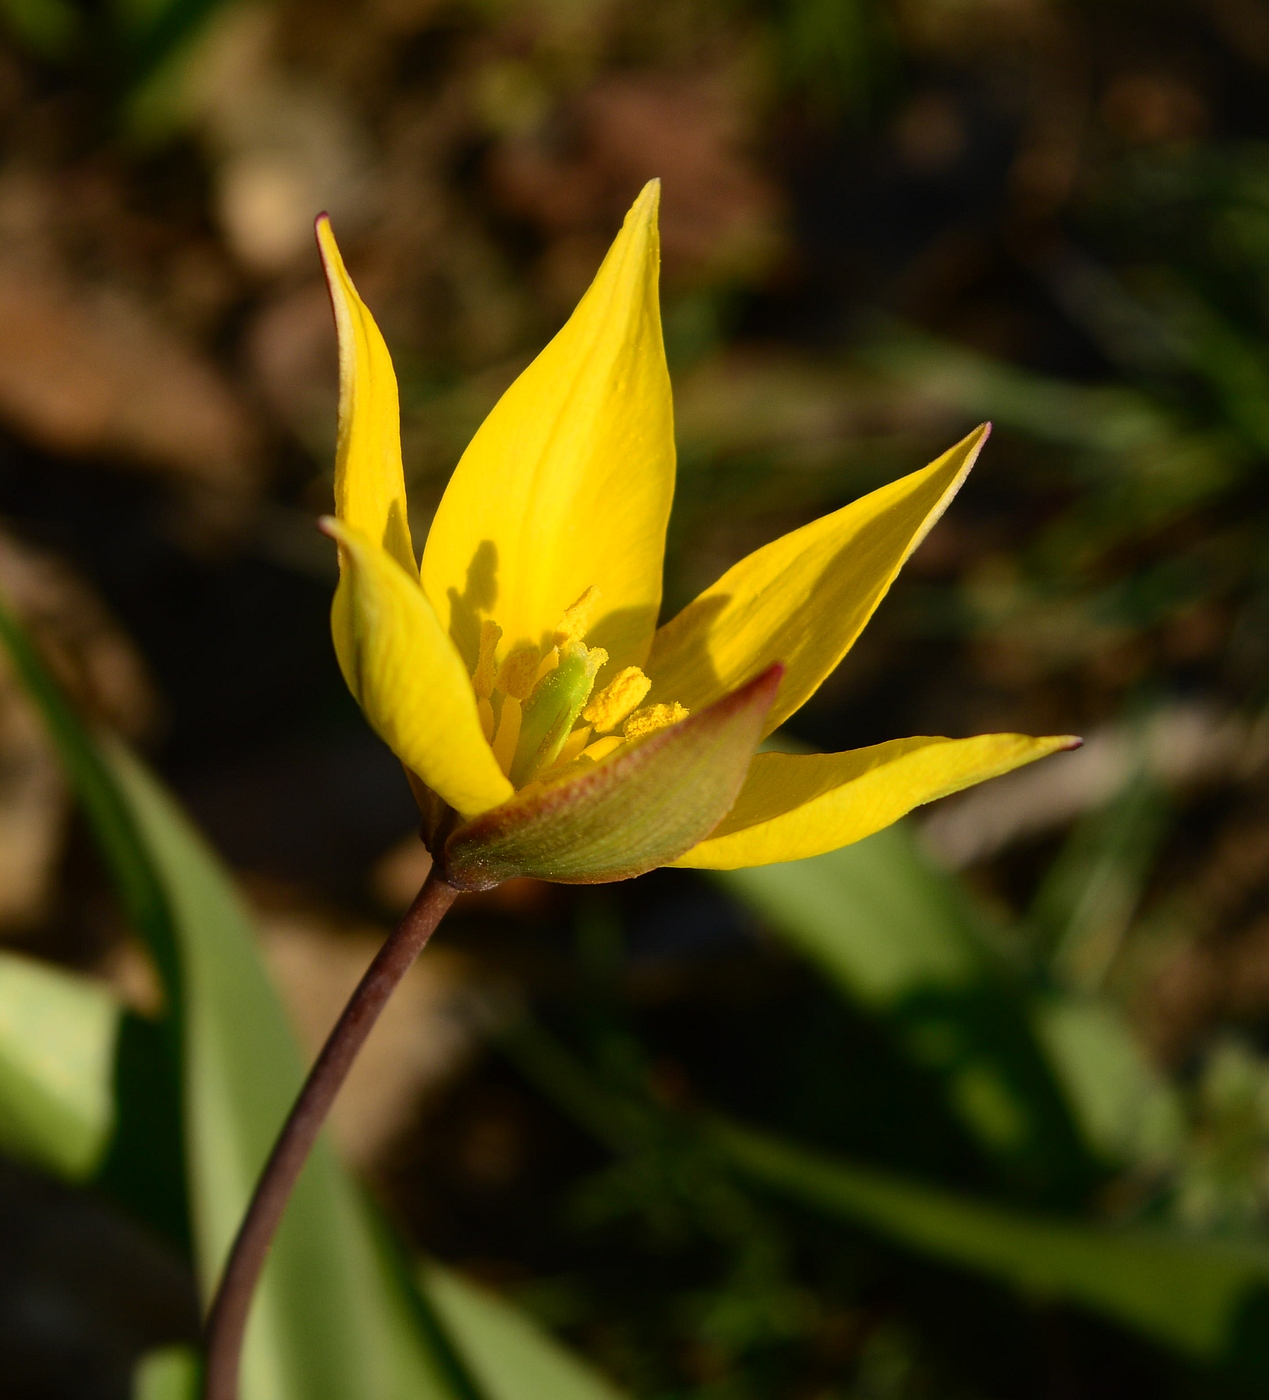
0,595,462,1400
133,1346,199,1400
0,949,120,1179
1032,995,1182,1169
107,744,463,1400
422,1265,627,1400
1,593,630,1400
715,823,1098,1194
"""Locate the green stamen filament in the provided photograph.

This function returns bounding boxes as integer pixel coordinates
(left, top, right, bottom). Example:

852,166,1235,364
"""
469,587,689,791
509,641,606,787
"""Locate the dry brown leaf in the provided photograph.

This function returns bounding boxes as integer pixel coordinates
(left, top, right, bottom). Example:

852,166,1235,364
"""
0,256,261,504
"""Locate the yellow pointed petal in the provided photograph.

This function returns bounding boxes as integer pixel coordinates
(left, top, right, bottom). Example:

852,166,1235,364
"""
420,181,674,675
323,518,514,818
317,216,415,574
673,732,1078,870
646,426,989,735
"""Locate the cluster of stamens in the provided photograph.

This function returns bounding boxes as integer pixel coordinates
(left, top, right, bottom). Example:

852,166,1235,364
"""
470,586,688,789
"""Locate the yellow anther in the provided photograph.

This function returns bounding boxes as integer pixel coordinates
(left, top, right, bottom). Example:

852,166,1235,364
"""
554,585,601,646
499,646,541,701
582,666,651,733
478,696,495,743
582,735,624,763
623,702,689,742
472,618,502,700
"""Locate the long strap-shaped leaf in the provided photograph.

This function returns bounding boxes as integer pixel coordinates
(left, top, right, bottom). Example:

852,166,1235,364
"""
504,1012,1269,1372
715,823,1121,1197
111,745,470,1400
0,949,120,1178
0,597,465,1400
708,1117,1269,1364
1,596,633,1400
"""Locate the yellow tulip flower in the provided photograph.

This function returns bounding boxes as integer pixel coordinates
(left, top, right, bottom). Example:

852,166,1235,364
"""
316,181,1076,890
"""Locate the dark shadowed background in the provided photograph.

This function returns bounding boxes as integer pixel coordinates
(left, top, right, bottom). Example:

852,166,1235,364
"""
4,1,1269,1396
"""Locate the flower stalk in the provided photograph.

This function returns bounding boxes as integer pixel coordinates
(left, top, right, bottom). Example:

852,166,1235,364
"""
199,179,1080,1399
201,868,460,1400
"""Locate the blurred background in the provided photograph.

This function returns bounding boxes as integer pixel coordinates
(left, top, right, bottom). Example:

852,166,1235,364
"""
4,0,1269,1395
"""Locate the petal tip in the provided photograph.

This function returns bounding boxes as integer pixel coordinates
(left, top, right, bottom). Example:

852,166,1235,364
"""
1056,734,1083,751
634,177,661,213
961,421,992,464
620,179,661,244
314,213,337,263
315,217,346,312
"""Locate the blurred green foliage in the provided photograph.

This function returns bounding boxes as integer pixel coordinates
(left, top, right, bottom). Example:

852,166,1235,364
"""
0,0,224,93
0,596,632,1400
7,0,1269,1397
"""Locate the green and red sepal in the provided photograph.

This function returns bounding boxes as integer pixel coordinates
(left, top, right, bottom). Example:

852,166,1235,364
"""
441,665,783,888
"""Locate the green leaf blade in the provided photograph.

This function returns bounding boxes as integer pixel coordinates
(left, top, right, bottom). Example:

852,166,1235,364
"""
710,1116,1269,1361
421,1265,627,1400
102,740,460,1400
0,950,120,1178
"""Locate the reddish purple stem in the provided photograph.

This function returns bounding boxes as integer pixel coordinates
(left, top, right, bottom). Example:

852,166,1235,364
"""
202,868,460,1400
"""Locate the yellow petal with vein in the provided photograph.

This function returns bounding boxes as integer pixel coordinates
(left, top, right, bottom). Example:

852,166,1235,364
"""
324,518,513,818
673,732,1077,870
420,181,674,676
317,216,415,574
646,426,988,734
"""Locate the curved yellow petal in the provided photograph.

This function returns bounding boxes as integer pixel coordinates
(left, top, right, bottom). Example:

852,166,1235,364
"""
323,518,514,818
420,180,674,677
317,216,415,574
673,732,1078,870
646,426,988,735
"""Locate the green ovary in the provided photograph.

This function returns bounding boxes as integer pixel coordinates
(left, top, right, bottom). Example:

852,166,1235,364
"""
510,642,604,786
